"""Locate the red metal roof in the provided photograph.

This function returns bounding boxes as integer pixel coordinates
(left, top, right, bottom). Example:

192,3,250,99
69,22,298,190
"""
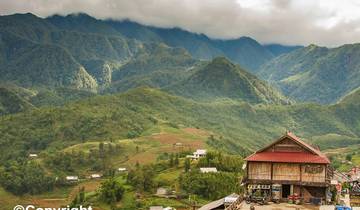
245,151,330,164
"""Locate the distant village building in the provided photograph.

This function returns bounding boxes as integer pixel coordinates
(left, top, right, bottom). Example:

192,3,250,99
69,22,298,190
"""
186,149,207,160
66,176,79,182
156,187,168,196
149,206,175,210
90,174,102,179
348,167,360,182
29,153,38,158
149,206,163,210
173,142,183,147
118,167,127,173
243,132,332,204
200,167,218,173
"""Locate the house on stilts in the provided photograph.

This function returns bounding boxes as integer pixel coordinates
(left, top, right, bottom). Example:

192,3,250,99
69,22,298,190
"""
243,131,332,204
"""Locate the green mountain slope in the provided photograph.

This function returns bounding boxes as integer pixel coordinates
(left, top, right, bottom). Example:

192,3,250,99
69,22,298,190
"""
212,37,274,72
0,87,359,163
109,43,199,92
167,57,289,104
0,31,98,90
0,86,34,115
259,44,360,104
264,44,303,57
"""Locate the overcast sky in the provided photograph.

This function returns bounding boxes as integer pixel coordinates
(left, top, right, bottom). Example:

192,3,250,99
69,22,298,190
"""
1,0,360,46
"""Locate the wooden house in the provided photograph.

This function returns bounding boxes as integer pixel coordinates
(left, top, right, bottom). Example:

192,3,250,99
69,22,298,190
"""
244,132,331,203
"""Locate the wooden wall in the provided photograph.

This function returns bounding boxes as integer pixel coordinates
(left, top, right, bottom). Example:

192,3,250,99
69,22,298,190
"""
264,137,309,153
248,162,326,183
248,162,271,180
301,165,326,182
273,163,300,181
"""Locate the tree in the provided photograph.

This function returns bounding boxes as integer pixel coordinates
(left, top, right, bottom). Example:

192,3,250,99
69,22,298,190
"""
100,178,125,204
346,154,352,161
127,165,155,192
99,142,105,158
169,153,174,167
0,161,55,195
184,158,190,172
174,153,179,166
79,187,85,203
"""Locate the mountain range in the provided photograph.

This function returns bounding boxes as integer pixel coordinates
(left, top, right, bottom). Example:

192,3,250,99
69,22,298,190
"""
1,12,360,158
259,44,360,104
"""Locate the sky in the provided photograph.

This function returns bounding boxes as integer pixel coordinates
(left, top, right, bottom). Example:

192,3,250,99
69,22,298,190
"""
1,0,360,46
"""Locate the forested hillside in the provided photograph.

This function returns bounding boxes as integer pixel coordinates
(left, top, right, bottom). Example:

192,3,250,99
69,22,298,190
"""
259,44,360,104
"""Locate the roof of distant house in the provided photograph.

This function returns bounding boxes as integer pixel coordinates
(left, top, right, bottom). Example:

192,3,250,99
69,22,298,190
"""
200,167,218,173
195,149,207,154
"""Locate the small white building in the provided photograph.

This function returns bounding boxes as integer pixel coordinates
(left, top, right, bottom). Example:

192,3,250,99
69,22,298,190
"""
149,206,163,210
174,142,183,147
194,149,206,158
187,149,207,160
66,176,79,182
118,167,127,173
156,187,168,196
200,167,218,173
149,206,175,210
29,154,38,158
90,174,102,179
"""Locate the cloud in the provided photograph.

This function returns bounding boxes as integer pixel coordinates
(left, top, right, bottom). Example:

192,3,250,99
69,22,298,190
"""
0,0,360,46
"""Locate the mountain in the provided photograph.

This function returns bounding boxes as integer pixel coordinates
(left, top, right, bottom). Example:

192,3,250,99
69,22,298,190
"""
167,57,289,104
105,19,276,72
109,43,199,93
212,37,274,72
259,44,360,104
48,14,278,72
0,30,98,90
264,44,303,57
0,12,302,98
338,87,360,105
1,87,359,162
47,13,122,36
0,13,145,91
0,86,34,115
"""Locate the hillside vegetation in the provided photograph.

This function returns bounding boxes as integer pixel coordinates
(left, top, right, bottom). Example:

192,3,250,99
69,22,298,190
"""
167,57,289,104
259,44,360,104
1,87,360,164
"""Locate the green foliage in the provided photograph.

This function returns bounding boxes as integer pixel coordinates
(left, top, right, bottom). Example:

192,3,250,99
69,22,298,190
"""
0,86,34,115
197,152,244,173
180,170,242,200
0,161,55,195
1,87,360,166
99,178,125,204
184,158,191,173
127,165,156,192
346,154,352,161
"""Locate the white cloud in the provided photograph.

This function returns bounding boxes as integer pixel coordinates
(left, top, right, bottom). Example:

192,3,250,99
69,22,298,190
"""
0,0,360,46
